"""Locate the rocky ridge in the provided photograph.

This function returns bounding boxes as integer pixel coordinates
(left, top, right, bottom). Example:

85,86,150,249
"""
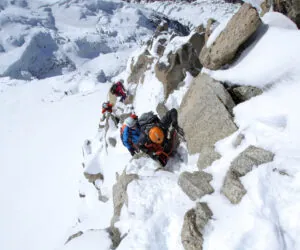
72,2,295,250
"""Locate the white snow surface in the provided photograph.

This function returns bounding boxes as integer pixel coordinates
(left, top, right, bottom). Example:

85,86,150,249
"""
141,0,238,28
200,12,300,250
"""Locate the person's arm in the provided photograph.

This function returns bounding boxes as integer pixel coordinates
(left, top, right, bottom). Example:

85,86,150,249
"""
161,108,178,128
122,127,133,151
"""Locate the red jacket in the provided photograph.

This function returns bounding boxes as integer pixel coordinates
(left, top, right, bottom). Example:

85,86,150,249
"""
115,82,126,97
102,103,113,114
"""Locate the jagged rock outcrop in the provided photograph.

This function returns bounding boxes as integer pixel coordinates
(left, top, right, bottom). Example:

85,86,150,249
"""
228,85,263,104
200,3,262,70
179,73,237,155
109,171,138,248
178,171,214,201
181,202,213,250
222,146,274,204
112,171,138,223
127,50,154,84
155,34,204,97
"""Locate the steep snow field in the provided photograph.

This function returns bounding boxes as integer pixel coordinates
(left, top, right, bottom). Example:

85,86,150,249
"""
0,0,164,249
201,13,300,250
2,0,300,250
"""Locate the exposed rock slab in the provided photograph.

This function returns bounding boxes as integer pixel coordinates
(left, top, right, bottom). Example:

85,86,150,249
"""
181,202,213,250
178,171,214,201
127,50,153,84
179,73,237,154
200,3,262,70
197,146,221,170
111,171,138,224
221,146,274,204
230,85,263,103
231,146,275,176
155,34,204,98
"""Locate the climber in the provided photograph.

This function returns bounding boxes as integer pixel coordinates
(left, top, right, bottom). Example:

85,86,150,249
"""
110,79,127,103
100,101,119,127
121,114,141,156
137,108,184,167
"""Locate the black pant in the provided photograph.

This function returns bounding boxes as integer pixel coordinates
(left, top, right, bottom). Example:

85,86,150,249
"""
160,108,178,130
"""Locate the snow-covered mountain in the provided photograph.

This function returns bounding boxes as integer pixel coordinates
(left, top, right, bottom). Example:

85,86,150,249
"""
1,1,300,250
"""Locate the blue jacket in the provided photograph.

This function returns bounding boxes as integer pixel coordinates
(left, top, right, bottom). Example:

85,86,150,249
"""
121,126,141,151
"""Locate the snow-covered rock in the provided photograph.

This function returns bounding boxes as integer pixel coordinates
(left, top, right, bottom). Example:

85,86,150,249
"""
200,3,262,70
222,146,274,204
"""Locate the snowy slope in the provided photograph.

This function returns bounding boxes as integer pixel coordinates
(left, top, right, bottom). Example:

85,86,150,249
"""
0,0,193,250
4,1,300,250
200,12,300,250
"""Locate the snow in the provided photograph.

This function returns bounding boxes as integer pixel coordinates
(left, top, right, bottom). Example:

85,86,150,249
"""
200,12,300,250
60,230,111,250
3,1,300,250
143,0,238,28
262,11,298,30
116,156,197,250
205,23,300,87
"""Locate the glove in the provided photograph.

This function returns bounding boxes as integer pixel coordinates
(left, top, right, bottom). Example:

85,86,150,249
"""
129,149,136,156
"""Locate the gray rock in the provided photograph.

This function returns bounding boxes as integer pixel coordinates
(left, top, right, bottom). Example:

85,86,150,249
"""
83,172,103,184
188,32,205,56
106,226,121,250
204,18,217,43
111,171,138,224
109,171,138,249
179,74,237,154
65,231,83,244
197,147,221,170
97,70,107,83
200,3,262,70
127,50,154,84
108,137,117,147
156,102,168,118
178,171,214,201
232,133,245,148
231,146,274,176
231,86,263,103
156,44,165,57
194,24,205,34
221,170,246,204
181,202,213,250
222,146,274,204
155,36,204,98
155,57,185,98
